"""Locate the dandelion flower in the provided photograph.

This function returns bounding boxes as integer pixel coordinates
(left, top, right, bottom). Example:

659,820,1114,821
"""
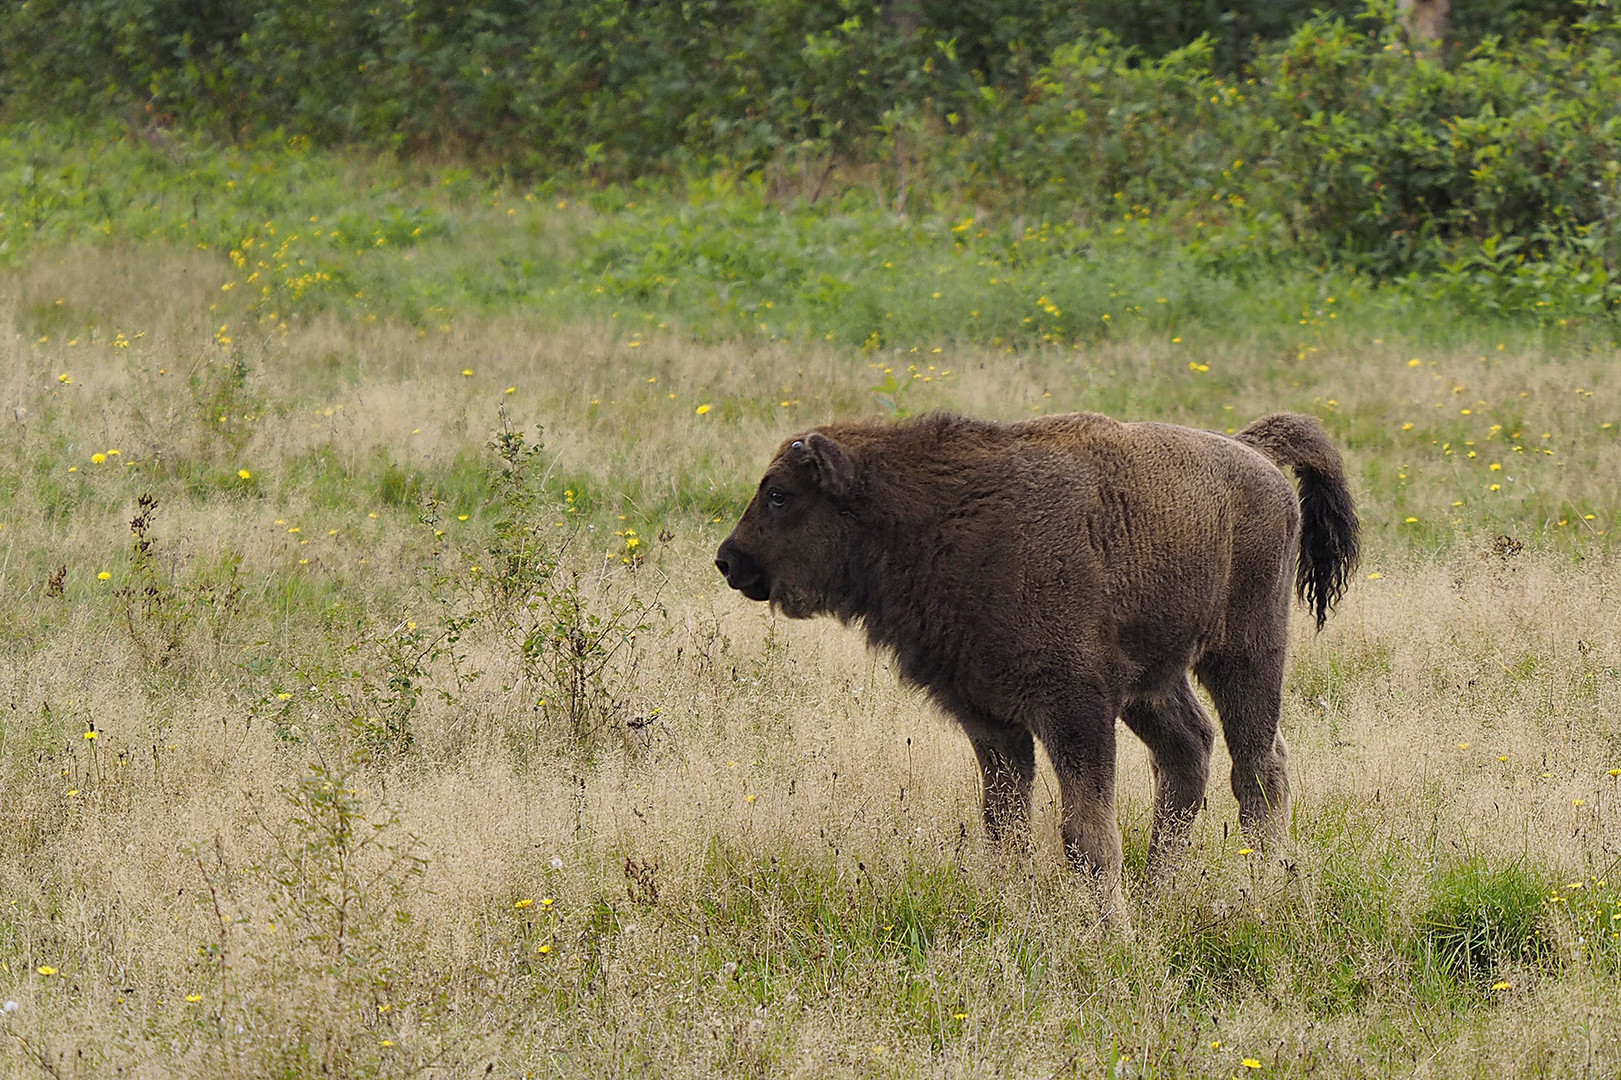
505,386,516,394
462,369,474,377
1238,848,1254,856
238,469,252,479
1367,572,1383,580
514,898,533,909
91,453,107,465
696,404,712,415
953,1012,968,1020
37,966,57,976
1492,981,1511,991
97,571,111,581
83,730,97,741
537,944,552,955
1242,1059,1262,1069
58,373,72,384
1405,517,1418,524
540,897,555,907
185,994,201,1003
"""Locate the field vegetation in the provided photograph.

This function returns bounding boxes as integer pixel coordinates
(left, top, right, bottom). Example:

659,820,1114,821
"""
3,2,1621,1075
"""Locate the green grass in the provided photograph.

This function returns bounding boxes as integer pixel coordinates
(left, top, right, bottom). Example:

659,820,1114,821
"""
1417,856,1554,989
9,120,1618,356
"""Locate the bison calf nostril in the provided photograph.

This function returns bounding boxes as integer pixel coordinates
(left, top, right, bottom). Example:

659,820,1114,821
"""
715,558,730,576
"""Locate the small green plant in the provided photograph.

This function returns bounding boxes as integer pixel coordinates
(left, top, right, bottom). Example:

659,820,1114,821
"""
190,353,259,466
520,565,655,756
377,462,423,508
472,412,660,760
481,413,558,618
870,366,917,418
189,756,452,1076
1417,856,1554,987
1541,870,1621,975
114,493,244,671
264,760,427,967
114,492,184,666
258,617,454,758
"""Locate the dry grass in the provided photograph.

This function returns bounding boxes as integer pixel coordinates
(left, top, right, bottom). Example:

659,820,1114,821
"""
1,244,1620,1079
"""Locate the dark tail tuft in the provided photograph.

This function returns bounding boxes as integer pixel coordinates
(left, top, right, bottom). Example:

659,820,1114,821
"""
1236,414,1359,630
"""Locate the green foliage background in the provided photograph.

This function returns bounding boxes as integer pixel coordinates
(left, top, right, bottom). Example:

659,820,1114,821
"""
4,1,1621,317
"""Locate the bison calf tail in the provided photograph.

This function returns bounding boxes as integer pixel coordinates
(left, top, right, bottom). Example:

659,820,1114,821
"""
1236,414,1360,630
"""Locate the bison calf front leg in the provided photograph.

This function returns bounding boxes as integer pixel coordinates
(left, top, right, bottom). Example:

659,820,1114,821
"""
965,724,1036,847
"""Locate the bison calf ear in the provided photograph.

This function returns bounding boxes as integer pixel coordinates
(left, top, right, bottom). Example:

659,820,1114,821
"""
802,432,855,500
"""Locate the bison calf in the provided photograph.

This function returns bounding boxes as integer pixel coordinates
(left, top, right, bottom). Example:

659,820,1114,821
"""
715,411,1357,925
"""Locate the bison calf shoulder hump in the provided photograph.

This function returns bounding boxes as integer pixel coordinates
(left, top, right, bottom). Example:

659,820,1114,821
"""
715,411,1358,926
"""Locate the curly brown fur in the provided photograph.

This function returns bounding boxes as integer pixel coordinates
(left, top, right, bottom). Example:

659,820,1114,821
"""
716,411,1358,926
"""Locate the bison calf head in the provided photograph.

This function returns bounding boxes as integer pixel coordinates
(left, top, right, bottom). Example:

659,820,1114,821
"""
715,431,858,619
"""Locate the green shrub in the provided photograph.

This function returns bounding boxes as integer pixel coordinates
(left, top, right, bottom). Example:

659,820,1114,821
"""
1256,21,1621,278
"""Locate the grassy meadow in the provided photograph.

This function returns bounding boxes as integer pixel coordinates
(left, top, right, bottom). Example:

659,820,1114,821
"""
2,130,1621,1078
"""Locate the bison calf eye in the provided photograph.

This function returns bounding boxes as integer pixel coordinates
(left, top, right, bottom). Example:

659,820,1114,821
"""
766,488,788,508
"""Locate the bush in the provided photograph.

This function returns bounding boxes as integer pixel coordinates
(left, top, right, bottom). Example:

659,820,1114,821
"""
4,2,1621,313
1,1,1602,177
1256,20,1621,277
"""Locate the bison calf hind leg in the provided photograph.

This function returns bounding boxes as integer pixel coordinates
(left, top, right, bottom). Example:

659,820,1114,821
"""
965,723,1036,847
1045,717,1130,928
1198,652,1291,849
1121,679,1216,887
